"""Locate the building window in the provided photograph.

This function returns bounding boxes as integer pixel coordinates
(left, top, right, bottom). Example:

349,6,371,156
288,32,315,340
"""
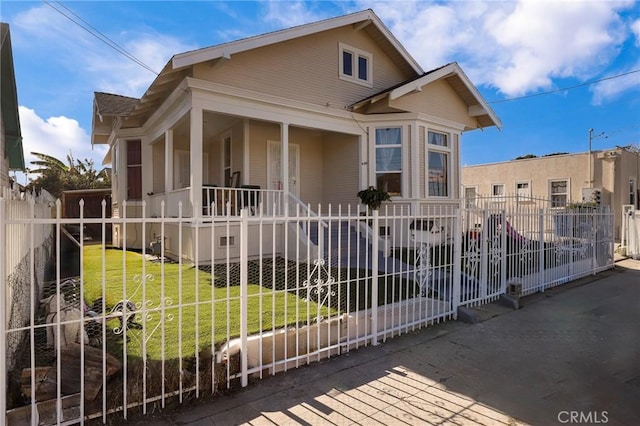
339,43,372,87
550,179,568,207
492,183,504,197
428,131,448,147
630,178,636,207
127,140,142,200
427,131,450,197
464,186,477,208
428,152,448,197
516,181,530,198
375,127,402,196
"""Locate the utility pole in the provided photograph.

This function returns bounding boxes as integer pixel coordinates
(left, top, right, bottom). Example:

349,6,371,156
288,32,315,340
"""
588,128,607,190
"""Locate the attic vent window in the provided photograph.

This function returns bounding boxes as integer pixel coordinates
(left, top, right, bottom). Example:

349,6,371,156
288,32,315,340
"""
339,43,372,87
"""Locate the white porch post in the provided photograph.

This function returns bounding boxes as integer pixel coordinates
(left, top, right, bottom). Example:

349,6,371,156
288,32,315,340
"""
410,124,419,214
141,137,152,209
281,122,289,206
368,126,375,188
359,131,368,191
165,129,174,192
116,139,126,204
190,106,203,217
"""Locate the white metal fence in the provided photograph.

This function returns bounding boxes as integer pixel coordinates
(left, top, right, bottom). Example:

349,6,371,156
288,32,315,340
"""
621,205,640,259
1,198,614,425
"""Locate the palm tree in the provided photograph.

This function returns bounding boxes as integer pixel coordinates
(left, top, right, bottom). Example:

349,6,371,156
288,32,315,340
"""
26,152,110,199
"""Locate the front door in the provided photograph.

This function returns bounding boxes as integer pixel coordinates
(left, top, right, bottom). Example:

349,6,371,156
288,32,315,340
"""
267,140,300,197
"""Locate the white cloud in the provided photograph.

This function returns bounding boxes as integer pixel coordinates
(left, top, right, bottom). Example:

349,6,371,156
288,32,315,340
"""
591,63,640,105
262,1,327,28
361,0,635,99
632,18,640,45
13,4,194,98
18,106,108,173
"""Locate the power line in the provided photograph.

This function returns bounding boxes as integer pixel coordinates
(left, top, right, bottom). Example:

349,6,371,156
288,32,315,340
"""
43,1,159,76
488,68,640,104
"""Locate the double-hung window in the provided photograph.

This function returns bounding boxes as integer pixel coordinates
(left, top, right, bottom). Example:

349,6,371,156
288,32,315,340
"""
339,43,372,87
550,179,568,207
127,140,142,200
427,131,450,197
375,127,402,196
516,181,531,198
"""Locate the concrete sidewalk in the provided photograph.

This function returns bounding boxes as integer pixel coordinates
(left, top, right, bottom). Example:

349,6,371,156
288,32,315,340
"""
129,259,640,425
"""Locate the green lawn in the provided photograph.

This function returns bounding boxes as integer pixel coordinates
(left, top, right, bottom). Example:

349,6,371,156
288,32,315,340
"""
81,245,332,360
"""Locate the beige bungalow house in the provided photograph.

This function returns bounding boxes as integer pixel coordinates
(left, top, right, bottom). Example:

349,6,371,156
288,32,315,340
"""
91,9,500,261
1,23,25,190
462,147,640,239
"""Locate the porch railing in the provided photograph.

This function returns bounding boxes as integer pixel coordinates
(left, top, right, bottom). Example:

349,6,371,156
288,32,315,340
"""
148,187,285,218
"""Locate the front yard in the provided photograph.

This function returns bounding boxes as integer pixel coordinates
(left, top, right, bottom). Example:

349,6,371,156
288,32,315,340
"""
81,245,333,360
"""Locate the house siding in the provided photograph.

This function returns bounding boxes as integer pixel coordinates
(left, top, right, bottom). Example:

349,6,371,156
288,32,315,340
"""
192,26,414,110
390,79,477,129
321,133,360,209
152,140,165,193
248,120,279,188
292,127,323,207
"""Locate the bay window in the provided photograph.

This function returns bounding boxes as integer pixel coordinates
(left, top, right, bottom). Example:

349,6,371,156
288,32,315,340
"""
427,131,450,197
375,127,402,196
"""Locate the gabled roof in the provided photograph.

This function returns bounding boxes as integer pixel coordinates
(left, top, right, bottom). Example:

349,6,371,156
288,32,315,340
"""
94,92,139,116
351,62,502,130
117,9,423,128
172,9,422,73
92,92,139,145
1,22,25,171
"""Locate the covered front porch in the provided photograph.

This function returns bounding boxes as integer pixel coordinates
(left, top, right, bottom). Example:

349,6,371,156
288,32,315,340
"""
144,105,364,219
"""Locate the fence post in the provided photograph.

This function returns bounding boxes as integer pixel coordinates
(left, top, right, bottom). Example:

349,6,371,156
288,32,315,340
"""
500,210,507,295
452,207,462,318
239,209,249,386
538,209,545,292
370,209,379,346
591,209,597,275
479,209,488,300
0,197,6,424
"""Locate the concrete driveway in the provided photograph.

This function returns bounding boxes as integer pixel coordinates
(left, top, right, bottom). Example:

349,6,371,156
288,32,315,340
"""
128,259,640,425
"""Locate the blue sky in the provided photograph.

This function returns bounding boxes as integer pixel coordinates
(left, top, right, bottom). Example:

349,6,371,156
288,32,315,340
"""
2,0,639,184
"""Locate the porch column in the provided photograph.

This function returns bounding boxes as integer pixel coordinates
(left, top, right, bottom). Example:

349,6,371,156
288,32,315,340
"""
410,124,419,215
359,132,368,191
116,138,126,204
281,122,289,198
411,124,419,198
190,106,203,216
141,136,153,211
165,129,174,192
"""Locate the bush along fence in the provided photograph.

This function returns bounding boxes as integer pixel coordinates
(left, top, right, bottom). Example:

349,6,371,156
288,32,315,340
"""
1,197,615,424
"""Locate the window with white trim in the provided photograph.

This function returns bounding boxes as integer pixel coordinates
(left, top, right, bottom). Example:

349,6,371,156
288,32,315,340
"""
127,140,142,200
492,183,504,196
516,181,530,198
375,127,402,196
339,43,372,87
464,186,477,208
550,179,568,207
426,131,450,197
